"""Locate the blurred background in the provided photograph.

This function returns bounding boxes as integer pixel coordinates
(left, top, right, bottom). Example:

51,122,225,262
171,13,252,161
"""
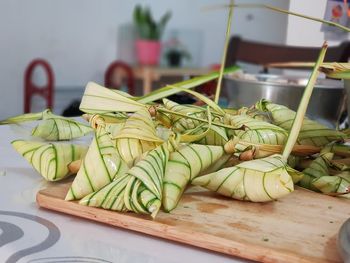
0,0,347,121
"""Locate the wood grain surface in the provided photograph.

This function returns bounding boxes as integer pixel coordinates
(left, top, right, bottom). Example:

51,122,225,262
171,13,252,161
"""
36,182,350,263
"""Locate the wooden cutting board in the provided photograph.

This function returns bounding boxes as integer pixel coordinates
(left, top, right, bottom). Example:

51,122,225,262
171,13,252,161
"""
36,182,350,263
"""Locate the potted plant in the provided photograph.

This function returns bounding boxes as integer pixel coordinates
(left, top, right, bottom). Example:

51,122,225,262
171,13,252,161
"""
133,5,171,65
164,36,191,67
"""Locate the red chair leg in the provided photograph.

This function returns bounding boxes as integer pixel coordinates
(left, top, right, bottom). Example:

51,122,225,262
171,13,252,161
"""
104,61,135,96
24,59,54,113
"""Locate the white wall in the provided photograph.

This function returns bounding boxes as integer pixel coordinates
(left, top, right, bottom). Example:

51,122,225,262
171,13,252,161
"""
0,0,289,119
286,0,345,46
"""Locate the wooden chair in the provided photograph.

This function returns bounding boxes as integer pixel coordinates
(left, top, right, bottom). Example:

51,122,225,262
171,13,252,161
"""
225,36,350,72
104,61,135,95
24,59,54,113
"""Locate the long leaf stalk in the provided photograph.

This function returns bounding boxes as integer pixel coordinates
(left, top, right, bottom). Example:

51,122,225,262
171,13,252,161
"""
251,4,350,33
0,111,47,124
204,3,350,33
282,42,328,160
83,104,231,130
214,0,234,104
267,62,350,80
223,138,321,157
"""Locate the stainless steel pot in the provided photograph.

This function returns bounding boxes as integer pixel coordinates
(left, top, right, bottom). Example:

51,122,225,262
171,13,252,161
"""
338,218,350,263
224,74,345,128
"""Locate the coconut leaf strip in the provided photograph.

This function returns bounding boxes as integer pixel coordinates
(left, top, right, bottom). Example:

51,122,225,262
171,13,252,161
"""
0,110,48,125
79,82,146,114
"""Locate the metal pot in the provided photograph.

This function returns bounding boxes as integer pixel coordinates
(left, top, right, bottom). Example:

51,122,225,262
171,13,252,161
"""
338,218,350,263
224,74,345,128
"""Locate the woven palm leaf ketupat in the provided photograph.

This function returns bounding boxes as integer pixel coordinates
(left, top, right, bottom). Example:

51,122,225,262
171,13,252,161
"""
298,146,350,198
192,43,328,202
192,155,296,201
32,118,92,141
114,108,163,167
224,114,288,145
162,99,228,146
0,109,93,141
162,143,225,212
255,100,347,147
65,125,129,201
81,135,179,218
12,140,88,181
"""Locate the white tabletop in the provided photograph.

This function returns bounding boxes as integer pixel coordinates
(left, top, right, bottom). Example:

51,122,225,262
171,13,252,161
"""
0,124,246,263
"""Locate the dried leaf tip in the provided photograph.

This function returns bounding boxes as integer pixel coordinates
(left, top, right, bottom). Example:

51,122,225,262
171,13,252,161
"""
148,106,157,117
322,41,328,49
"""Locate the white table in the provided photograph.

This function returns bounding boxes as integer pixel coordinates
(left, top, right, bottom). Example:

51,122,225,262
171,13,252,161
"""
0,124,246,263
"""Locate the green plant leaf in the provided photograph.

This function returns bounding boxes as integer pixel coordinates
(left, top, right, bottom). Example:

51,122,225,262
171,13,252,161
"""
158,11,172,39
133,5,170,40
133,5,142,25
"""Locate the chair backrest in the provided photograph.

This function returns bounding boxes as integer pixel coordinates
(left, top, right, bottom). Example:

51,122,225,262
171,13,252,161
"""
104,61,135,95
225,36,350,72
24,59,54,113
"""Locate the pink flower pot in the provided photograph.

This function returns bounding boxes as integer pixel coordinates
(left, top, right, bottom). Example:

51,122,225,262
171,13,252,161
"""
136,40,161,65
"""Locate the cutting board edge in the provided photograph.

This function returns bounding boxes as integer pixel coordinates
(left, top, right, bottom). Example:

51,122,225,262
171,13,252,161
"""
36,188,325,263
